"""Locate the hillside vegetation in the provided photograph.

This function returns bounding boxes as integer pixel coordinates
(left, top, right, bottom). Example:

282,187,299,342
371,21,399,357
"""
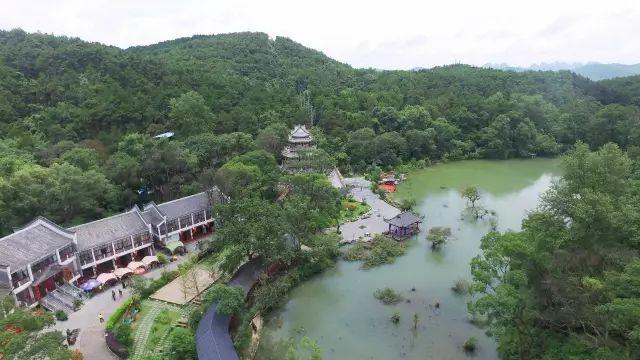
1,29,639,235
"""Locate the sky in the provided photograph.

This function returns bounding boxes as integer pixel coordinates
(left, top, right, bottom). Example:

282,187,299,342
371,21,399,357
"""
2,0,640,69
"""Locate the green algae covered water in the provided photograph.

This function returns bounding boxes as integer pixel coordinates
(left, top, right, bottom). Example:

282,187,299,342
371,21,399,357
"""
258,159,561,360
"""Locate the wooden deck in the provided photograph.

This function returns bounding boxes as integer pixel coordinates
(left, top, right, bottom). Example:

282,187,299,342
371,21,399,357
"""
149,267,219,306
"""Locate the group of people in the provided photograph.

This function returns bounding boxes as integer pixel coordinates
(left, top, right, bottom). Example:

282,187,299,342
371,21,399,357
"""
98,284,126,323
110,288,123,301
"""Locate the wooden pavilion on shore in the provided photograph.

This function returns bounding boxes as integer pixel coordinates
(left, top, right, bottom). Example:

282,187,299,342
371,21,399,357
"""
384,211,423,240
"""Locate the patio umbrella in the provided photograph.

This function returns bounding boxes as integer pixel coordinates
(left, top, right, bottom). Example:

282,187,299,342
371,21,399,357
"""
165,240,184,254
127,261,145,271
141,255,158,267
114,267,133,278
80,279,100,291
96,272,118,285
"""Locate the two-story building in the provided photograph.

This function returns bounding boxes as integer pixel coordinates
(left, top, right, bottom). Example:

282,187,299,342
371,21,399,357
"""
0,187,226,310
0,217,81,308
73,206,154,278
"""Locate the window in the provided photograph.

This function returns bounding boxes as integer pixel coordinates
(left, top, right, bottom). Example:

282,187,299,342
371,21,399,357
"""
179,215,192,228
79,250,93,265
95,244,113,260
133,233,150,247
193,211,205,224
167,219,179,233
114,238,133,253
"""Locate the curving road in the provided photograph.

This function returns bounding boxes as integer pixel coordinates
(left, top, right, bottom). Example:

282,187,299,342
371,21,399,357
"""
196,258,262,360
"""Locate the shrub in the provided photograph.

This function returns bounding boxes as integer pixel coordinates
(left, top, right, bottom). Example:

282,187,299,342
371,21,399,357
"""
113,322,132,347
373,288,403,305
451,279,470,295
390,312,400,324
155,308,171,325
54,310,68,321
343,235,407,269
167,328,196,360
427,227,451,250
106,297,134,330
463,336,477,352
105,330,129,358
343,242,368,261
157,253,169,265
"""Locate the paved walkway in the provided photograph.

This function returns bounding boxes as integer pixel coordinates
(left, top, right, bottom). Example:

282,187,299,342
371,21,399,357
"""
339,177,400,243
51,243,198,359
130,301,183,360
196,258,263,360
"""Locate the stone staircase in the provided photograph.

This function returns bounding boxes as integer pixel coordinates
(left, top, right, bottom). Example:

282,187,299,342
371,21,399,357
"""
41,286,84,314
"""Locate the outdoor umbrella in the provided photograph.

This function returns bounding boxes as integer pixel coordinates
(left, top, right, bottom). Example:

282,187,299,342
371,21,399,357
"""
141,255,158,267
96,272,118,285
114,267,133,278
80,279,100,291
127,261,145,271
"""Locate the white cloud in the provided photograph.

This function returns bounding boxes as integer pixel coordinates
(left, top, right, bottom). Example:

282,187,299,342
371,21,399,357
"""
2,0,639,69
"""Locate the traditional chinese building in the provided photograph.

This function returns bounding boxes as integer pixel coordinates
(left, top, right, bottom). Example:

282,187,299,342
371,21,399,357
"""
281,124,316,173
0,187,226,312
384,211,423,239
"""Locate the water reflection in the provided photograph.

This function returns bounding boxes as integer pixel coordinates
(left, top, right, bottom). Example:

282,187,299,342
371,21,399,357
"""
258,159,560,360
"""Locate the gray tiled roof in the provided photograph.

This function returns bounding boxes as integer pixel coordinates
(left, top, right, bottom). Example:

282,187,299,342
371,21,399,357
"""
288,125,313,143
70,211,149,251
141,206,164,226
0,218,75,269
384,211,422,227
155,189,223,220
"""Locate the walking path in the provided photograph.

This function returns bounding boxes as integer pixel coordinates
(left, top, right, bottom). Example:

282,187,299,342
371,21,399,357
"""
339,177,400,243
51,242,198,359
196,258,263,360
130,301,183,360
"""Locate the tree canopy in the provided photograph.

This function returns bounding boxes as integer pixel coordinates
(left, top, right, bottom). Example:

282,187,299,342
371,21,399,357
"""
470,143,640,359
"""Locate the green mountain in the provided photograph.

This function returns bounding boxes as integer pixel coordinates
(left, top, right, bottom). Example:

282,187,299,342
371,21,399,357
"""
1,28,640,233
487,62,640,81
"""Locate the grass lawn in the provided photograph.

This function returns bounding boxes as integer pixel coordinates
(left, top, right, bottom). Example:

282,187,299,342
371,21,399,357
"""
339,199,371,223
130,301,151,334
147,307,180,348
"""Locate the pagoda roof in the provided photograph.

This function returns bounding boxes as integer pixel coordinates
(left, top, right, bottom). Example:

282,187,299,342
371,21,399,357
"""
384,211,422,228
289,125,313,143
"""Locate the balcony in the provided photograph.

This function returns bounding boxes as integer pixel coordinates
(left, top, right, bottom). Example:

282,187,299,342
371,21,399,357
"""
59,252,76,266
11,278,32,293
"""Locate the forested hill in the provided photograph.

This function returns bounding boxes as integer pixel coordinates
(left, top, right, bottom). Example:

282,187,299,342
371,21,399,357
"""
1,28,640,234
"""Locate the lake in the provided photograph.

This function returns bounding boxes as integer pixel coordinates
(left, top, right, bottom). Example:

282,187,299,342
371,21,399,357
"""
258,158,561,359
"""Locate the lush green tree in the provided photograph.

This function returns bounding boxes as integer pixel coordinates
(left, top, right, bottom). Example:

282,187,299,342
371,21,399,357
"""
167,328,196,360
168,91,215,137
214,197,292,273
56,147,101,170
470,143,640,359
205,284,245,316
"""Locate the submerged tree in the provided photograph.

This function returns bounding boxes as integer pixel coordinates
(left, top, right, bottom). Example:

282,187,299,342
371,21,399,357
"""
461,186,480,208
427,227,452,250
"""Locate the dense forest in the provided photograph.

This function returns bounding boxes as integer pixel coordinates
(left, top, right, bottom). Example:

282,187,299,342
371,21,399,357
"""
471,143,640,359
0,28,639,232
2,28,640,359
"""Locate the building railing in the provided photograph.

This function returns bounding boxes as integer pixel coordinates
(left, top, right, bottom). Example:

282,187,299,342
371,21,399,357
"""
12,277,31,289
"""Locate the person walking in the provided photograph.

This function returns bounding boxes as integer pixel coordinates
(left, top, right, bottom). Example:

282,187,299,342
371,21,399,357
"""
98,313,104,323
111,290,116,301
118,289,123,298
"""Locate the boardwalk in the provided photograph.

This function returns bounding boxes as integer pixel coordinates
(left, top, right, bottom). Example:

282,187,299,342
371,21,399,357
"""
150,267,219,305
339,178,401,243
